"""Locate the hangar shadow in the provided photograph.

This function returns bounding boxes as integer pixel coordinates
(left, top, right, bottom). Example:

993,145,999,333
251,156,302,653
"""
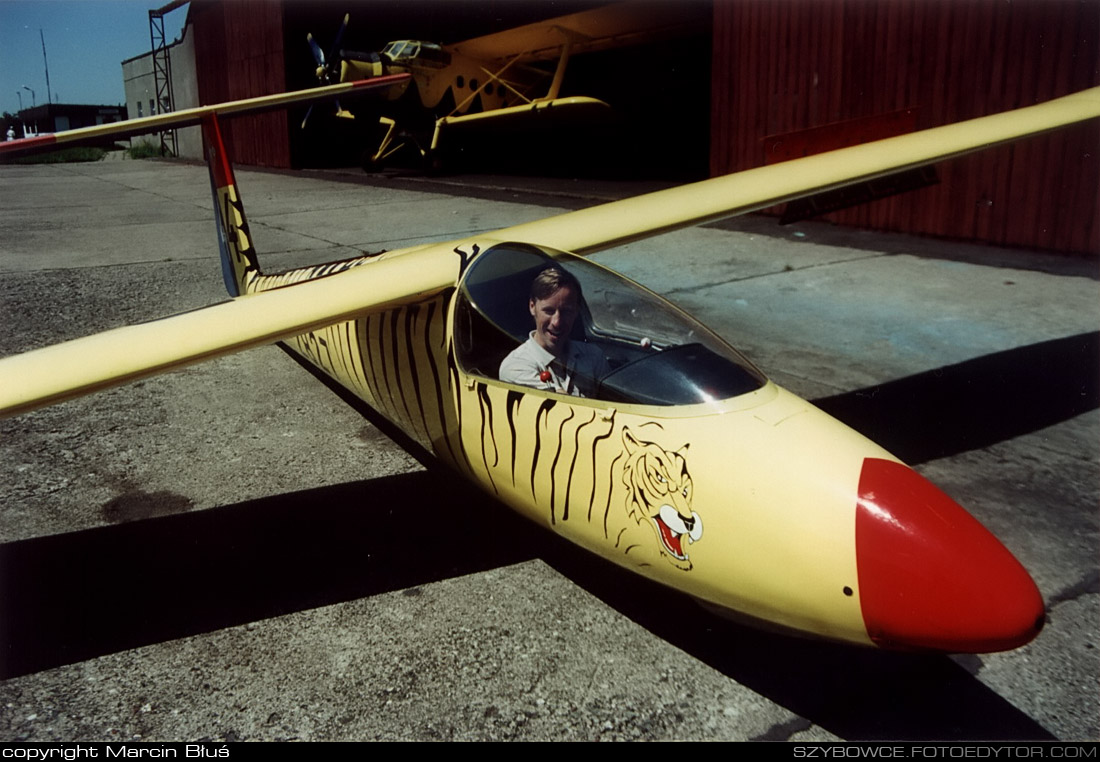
0,472,541,681
812,331,1099,465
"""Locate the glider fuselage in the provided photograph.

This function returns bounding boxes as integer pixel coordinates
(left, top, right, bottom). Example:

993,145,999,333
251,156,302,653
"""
242,235,1044,654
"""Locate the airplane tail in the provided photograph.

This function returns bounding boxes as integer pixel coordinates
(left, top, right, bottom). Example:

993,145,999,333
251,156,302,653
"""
202,114,262,297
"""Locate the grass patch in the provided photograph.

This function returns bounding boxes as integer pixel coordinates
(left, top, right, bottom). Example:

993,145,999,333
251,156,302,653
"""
12,146,106,164
128,140,166,159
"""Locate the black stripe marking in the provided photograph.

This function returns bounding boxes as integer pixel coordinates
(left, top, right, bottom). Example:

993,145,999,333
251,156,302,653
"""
588,412,615,523
318,332,335,374
390,307,416,431
477,383,499,468
615,526,628,549
362,314,382,406
423,299,456,465
333,323,358,393
506,390,523,487
403,305,428,442
446,339,474,474
376,311,397,417
548,408,575,525
476,382,498,494
345,320,367,397
530,399,557,503
604,451,622,539
563,411,596,523
338,322,355,390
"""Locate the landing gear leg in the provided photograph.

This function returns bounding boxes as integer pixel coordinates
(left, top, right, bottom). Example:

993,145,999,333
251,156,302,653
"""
363,116,403,171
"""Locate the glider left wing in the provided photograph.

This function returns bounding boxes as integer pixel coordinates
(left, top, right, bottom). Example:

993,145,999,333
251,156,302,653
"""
1,86,1097,418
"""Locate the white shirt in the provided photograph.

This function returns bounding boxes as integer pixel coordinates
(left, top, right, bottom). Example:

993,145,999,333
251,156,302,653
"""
499,333,610,397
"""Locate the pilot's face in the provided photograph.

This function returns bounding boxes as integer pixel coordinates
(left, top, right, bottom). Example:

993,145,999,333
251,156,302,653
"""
530,285,579,357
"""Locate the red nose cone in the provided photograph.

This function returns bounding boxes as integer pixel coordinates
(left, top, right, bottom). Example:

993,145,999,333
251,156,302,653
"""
855,458,1044,652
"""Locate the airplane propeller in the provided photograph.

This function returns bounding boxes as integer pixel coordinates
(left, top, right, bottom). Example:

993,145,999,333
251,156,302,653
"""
302,13,351,129
309,12,348,84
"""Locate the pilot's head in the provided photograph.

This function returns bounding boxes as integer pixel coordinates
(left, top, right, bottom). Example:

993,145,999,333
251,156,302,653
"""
529,267,581,357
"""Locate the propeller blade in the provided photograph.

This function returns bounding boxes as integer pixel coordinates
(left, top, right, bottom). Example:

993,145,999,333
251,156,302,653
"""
307,32,325,68
303,14,353,126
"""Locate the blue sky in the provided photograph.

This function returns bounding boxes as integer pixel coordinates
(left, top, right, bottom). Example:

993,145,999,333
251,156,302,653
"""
1,1,187,115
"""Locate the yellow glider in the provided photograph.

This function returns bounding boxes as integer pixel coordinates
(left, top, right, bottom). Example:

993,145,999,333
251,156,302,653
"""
2,86,1097,652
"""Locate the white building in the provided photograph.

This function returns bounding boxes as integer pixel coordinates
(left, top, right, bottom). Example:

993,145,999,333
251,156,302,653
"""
121,16,201,159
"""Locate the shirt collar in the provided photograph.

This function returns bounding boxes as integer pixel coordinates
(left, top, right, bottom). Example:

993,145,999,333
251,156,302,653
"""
526,332,556,366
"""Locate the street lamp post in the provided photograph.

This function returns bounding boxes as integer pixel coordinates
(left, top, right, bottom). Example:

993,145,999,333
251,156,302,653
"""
21,86,37,136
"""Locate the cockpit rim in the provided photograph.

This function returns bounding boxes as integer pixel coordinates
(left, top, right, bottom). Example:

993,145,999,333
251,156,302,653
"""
450,240,773,415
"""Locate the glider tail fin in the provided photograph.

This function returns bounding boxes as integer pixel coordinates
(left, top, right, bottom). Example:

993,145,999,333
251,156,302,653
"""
202,113,262,297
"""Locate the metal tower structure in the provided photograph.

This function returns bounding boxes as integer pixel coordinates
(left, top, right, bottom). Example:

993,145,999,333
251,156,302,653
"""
149,8,176,156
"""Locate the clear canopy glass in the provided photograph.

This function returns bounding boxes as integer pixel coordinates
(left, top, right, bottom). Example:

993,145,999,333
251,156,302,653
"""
454,242,766,406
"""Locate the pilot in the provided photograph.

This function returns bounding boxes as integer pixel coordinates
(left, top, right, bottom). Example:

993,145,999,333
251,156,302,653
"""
499,266,609,397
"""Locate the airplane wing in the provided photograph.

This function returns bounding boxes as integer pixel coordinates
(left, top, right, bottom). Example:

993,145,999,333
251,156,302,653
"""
445,1,704,63
1,86,1097,417
433,96,611,135
0,251,455,417
0,74,411,159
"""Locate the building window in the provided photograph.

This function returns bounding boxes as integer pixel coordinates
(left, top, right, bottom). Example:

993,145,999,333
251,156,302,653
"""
149,99,156,116
137,101,143,118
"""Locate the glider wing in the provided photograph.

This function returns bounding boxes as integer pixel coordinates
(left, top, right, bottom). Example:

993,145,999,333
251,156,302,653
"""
1,86,1097,417
0,243,458,417
495,87,1100,255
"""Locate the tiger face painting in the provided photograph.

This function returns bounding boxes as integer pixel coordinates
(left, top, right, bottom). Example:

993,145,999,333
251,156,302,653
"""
621,428,703,570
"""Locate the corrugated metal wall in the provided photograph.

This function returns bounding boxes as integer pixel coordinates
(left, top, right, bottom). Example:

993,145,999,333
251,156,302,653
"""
193,0,290,168
711,0,1099,254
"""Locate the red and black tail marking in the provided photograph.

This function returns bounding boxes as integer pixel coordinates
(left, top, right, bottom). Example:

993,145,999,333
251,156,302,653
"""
202,113,261,297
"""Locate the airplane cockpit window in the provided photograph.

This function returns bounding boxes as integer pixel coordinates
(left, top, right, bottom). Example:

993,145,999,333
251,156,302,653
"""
382,41,414,60
454,243,766,406
381,41,450,67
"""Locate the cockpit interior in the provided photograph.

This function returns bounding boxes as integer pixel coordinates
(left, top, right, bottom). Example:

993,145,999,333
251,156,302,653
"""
454,243,766,405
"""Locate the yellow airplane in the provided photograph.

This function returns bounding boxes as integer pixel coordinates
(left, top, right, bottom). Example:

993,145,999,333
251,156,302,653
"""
2,81,1098,654
302,2,701,167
